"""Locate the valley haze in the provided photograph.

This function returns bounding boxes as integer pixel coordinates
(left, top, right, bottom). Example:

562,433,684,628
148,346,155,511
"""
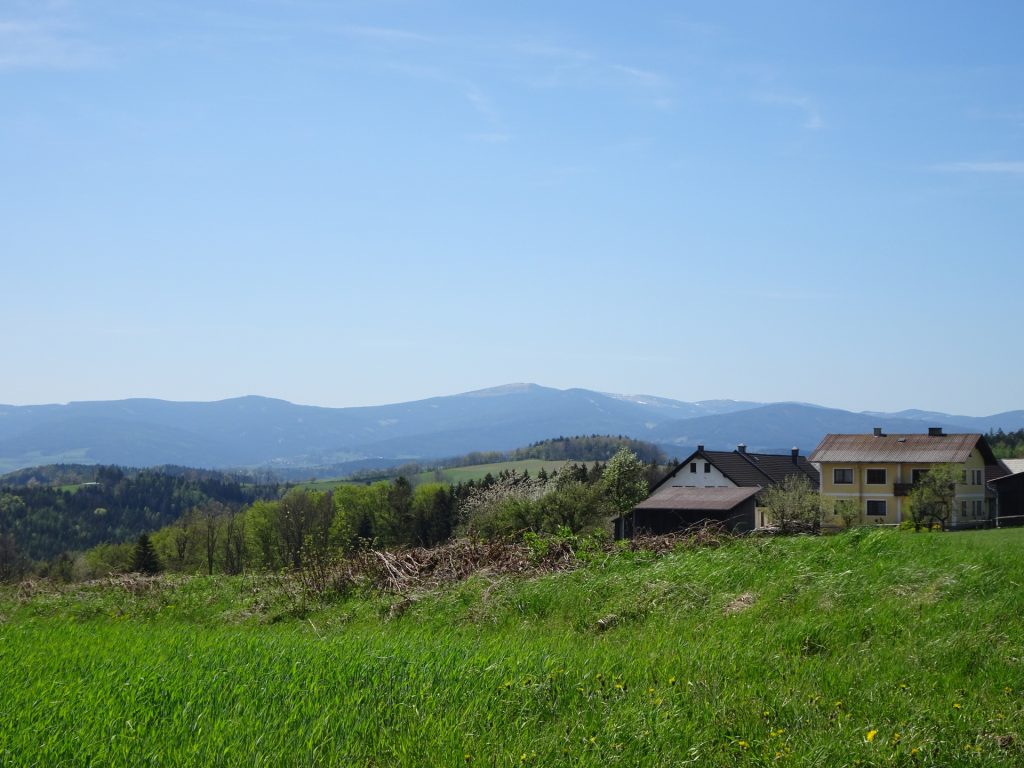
1,383,1021,474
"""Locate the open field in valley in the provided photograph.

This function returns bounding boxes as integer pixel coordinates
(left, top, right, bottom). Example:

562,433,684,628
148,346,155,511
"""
300,459,572,490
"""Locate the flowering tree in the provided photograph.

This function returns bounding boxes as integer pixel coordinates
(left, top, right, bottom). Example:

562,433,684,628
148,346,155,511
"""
760,475,822,533
601,448,650,515
906,464,957,531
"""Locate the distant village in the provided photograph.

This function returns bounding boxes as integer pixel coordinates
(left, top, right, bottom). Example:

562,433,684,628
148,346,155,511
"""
619,427,1024,537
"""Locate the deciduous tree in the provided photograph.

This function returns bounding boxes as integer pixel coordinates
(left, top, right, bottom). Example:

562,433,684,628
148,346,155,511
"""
760,475,822,533
907,464,957,531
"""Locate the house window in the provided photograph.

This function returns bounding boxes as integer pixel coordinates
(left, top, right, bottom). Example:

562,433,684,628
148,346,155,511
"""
833,468,853,484
961,470,968,484
704,462,711,473
690,463,697,473
912,469,929,484
865,468,886,485
971,469,982,486
866,500,886,517
973,500,984,517
961,500,968,517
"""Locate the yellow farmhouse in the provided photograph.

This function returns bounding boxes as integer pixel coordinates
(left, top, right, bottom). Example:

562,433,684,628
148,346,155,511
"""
809,427,1001,528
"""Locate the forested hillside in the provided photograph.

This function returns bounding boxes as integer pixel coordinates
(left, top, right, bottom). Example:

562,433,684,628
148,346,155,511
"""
347,435,667,482
990,428,1024,459
0,466,279,565
0,438,665,579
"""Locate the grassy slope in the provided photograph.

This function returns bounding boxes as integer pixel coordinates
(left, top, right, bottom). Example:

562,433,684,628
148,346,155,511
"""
300,459,570,490
2,529,1024,766
413,459,570,484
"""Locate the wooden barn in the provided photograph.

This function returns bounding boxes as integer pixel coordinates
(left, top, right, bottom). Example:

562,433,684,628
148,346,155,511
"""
991,460,1024,526
614,486,760,538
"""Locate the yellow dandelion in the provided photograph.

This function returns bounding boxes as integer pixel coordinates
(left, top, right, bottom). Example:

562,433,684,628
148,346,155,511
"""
866,729,878,743
953,702,962,710
668,676,677,686
738,740,750,750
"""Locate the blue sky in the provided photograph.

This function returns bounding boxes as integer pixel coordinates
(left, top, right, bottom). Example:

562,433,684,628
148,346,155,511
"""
2,1,1022,414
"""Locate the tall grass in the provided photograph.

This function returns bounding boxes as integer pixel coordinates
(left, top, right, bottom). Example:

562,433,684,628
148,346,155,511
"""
2,529,1023,765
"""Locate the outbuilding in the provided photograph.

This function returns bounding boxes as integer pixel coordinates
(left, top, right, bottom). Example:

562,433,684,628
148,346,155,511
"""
614,485,761,538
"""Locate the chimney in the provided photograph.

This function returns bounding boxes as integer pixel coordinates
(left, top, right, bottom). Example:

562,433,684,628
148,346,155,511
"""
791,447,799,464
928,427,944,437
737,443,747,454
697,444,704,452
873,427,884,437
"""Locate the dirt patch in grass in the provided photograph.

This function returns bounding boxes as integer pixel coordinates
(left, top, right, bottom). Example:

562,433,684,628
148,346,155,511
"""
724,592,757,615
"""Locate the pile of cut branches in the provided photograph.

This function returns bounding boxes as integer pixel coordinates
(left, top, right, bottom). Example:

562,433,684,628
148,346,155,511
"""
293,522,730,600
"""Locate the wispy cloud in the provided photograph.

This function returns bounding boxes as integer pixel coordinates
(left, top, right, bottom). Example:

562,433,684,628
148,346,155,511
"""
610,63,665,87
966,107,1024,127
466,132,511,144
506,38,673,105
464,83,499,124
932,161,1024,175
755,92,824,130
463,83,511,143
332,23,674,134
0,19,102,70
509,40,594,65
337,25,438,45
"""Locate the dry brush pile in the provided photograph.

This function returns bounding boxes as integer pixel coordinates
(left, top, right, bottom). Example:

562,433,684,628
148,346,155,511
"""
290,523,731,603
3,525,731,620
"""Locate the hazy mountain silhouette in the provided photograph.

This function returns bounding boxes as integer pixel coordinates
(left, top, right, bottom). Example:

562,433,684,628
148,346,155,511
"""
0,384,1021,472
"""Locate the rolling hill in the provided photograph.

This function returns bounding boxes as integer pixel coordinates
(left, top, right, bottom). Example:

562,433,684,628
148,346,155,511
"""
0,384,1021,472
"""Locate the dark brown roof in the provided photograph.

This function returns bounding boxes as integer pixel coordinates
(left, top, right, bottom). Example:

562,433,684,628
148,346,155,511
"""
653,448,819,492
809,433,994,464
636,486,761,511
988,460,1013,483
991,468,1024,487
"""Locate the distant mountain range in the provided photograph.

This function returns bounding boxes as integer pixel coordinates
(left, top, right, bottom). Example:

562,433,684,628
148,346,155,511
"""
1,384,1022,475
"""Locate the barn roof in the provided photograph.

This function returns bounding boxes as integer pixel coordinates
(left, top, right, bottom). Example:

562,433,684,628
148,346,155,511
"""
653,448,819,491
809,433,995,465
1002,459,1024,475
635,486,761,512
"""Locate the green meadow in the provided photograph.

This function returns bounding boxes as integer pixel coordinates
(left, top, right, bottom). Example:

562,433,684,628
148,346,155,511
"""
2,528,1023,766
412,459,570,484
300,459,570,490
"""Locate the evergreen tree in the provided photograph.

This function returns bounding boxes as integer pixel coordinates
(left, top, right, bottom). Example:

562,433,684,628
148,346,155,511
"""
131,533,162,574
